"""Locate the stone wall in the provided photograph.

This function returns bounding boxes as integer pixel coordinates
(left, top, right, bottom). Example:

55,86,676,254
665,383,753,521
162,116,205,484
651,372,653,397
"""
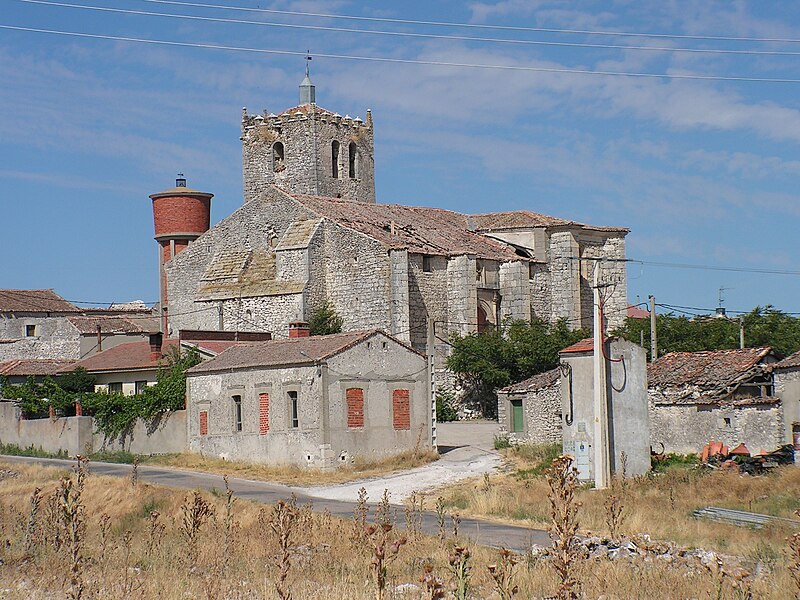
649,394,784,455
408,254,449,355
0,315,80,360
528,262,551,321
498,384,562,444
0,401,186,456
548,231,581,327
389,250,411,342
775,366,800,445
579,234,627,330
499,261,531,322
242,109,375,204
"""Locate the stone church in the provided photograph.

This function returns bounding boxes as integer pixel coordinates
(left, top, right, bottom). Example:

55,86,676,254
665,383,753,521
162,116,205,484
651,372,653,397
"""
158,73,628,371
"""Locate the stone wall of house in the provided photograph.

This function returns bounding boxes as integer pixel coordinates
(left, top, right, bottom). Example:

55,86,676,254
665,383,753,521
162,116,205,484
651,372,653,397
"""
548,231,581,327
0,315,80,360
499,261,531,322
649,393,784,455
579,234,627,330
242,108,375,204
408,254,449,355
773,366,800,445
186,334,428,468
529,262,552,322
389,249,411,342
498,384,562,445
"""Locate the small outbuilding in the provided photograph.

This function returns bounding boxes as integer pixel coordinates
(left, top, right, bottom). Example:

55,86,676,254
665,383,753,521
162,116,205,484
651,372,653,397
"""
497,368,561,444
185,329,430,469
648,347,781,455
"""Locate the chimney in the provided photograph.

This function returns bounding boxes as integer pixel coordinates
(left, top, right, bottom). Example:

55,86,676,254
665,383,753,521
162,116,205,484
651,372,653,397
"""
149,332,163,360
288,321,310,338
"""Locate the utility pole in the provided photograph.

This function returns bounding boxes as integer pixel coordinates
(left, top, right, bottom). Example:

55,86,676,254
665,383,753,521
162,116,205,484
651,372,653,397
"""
739,316,745,349
649,295,657,363
592,262,610,489
427,318,437,450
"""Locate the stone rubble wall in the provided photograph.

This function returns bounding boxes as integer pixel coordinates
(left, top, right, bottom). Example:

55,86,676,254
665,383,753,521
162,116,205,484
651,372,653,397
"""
389,250,411,342
528,262,552,321
0,315,81,360
548,231,581,327
774,366,800,444
499,261,531,322
497,384,562,445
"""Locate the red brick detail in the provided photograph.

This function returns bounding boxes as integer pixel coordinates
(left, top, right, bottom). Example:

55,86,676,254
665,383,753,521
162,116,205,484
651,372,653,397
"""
346,388,364,429
199,410,208,436
74,402,83,417
392,389,411,430
152,195,211,237
259,392,270,434
174,240,189,255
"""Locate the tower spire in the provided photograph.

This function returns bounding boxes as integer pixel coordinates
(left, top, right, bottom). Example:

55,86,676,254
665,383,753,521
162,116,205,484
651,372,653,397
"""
299,51,315,105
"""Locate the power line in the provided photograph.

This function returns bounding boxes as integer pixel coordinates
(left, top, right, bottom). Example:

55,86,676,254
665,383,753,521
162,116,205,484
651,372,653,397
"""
570,255,800,276
5,23,800,84
142,0,800,45
21,0,800,58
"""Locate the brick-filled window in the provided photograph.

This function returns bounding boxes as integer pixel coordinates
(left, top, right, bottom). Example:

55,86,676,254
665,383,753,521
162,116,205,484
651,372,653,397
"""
392,389,411,430
259,392,270,435
346,388,364,429
199,410,208,436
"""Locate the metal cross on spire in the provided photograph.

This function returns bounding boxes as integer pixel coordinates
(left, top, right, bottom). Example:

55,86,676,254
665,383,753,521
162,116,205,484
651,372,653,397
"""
305,50,312,77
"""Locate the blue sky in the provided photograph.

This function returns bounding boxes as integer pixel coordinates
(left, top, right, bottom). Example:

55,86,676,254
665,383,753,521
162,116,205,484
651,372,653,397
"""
2,0,800,318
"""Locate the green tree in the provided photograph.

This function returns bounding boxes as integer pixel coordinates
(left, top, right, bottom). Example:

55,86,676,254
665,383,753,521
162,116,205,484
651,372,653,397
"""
57,367,96,393
446,318,588,417
308,300,344,336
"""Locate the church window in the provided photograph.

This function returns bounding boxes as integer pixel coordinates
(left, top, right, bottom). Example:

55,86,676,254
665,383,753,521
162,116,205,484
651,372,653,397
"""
422,255,433,273
273,142,285,173
331,140,340,178
348,142,358,178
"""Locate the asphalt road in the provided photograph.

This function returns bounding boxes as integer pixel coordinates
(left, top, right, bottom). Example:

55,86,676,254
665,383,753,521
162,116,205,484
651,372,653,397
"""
0,454,550,551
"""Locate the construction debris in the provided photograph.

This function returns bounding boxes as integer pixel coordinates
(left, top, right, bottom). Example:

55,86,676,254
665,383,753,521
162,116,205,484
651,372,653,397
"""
693,506,800,528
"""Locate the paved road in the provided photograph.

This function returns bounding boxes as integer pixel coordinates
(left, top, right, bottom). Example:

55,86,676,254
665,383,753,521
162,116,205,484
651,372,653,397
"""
0,454,550,551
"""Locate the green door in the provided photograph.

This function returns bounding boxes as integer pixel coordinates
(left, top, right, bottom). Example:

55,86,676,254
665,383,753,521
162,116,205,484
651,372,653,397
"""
511,399,524,433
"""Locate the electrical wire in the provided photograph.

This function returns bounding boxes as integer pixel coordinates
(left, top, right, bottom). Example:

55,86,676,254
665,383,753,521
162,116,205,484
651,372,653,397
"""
21,0,800,58
5,24,800,83
142,0,800,45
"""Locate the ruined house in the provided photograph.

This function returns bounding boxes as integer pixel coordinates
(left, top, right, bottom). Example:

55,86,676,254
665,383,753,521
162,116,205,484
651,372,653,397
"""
771,350,800,450
648,347,782,454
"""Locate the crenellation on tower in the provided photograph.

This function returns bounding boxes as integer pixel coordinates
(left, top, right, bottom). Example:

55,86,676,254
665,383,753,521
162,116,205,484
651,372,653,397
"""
242,72,376,204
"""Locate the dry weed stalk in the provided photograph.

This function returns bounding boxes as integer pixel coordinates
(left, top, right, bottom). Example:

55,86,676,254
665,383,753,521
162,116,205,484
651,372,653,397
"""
787,509,800,597
545,455,581,600
604,493,624,540
146,510,165,560
420,561,446,599
448,545,472,600
23,487,42,557
375,489,392,527
222,475,237,549
58,466,87,600
435,497,446,540
365,522,406,600
488,548,519,599
404,491,424,539
130,455,139,488
352,486,369,543
180,491,214,565
269,499,301,600
451,512,461,539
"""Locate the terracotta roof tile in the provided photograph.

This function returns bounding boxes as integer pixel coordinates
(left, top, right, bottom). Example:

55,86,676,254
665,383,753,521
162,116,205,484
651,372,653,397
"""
64,339,181,374
560,338,596,354
471,211,629,234
0,290,79,313
773,350,800,370
293,195,525,261
67,316,159,335
500,368,560,393
0,359,77,377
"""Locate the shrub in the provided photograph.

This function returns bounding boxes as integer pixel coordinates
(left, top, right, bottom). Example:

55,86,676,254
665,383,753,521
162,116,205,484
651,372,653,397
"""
308,301,343,336
435,391,458,422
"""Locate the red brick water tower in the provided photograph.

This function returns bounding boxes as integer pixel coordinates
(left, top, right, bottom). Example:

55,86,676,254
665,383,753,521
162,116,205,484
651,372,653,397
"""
149,175,213,335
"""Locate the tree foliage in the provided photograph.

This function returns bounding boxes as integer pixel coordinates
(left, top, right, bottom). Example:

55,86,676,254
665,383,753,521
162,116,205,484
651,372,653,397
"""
446,319,589,416
57,367,96,393
309,300,344,336
611,305,800,359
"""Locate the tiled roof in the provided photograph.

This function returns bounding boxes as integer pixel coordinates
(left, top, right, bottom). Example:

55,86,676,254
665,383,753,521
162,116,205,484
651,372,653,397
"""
648,347,774,405
67,316,159,335
500,368,560,394
471,211,629,234
627,305,651,319
293,195,525,261
197,249,301,301
275,219,321,250
0,359,77,377
0,289,79,313
277,104,336,117
187,330,419,375
63,339,181,374
773,350,800,370
560,338,596,354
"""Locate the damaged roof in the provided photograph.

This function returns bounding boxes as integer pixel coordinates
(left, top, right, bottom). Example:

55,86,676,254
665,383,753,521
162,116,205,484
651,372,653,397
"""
0,359,77,377
772,349,800,370
0,289,79,313
648,347,775,405
293,195,527,261
470,210,629,234
68,316,159,335
499,368,560,394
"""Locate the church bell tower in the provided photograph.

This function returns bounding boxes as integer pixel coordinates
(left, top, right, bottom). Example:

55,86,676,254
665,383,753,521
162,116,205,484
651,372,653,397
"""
241,62,375,203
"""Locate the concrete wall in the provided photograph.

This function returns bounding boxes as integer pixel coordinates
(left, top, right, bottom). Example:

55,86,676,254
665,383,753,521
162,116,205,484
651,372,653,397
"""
649,395,784,455
186,333,428,469
560,340,650,480
0,401,186,456
775,366,800,445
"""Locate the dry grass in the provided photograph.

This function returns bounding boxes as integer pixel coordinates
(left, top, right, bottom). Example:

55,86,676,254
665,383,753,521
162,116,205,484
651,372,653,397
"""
136,448,440,486
435,445,800,559
0,459,798,599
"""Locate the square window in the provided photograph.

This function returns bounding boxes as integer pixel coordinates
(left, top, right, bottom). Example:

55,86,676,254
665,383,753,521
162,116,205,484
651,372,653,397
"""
25,324,36,337
422,255,433,273
108,382,123,394
135,380,148,395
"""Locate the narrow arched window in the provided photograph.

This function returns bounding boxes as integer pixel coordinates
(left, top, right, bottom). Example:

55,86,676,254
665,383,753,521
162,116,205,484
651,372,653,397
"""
331,140,340,178
348,142,358,178
272,142,285,173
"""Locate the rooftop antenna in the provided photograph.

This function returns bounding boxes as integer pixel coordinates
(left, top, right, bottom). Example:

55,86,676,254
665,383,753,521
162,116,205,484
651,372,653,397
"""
716,286,733,317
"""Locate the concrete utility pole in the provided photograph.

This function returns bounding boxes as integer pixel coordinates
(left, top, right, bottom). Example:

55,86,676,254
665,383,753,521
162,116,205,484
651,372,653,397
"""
649,295,657,363
593,262,610,489
739,316,745,349
427,317,438,450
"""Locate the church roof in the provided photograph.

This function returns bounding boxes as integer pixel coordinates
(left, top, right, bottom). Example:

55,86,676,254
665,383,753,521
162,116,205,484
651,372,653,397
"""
471,210,629,233
0,289,79,313
292,195,528,261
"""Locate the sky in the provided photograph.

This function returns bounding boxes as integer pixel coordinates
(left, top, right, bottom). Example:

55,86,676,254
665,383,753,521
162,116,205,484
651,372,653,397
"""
2,0,800,318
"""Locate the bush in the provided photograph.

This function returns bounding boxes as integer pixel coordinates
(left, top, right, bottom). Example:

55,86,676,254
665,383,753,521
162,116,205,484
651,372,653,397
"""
435,391,458,422
493,435,511,450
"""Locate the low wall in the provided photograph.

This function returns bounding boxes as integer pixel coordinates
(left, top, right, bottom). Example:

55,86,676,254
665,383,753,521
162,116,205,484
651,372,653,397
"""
0,401,186,456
